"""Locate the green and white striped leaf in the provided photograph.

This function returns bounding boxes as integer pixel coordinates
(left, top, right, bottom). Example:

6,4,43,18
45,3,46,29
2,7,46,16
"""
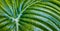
0,0,60,31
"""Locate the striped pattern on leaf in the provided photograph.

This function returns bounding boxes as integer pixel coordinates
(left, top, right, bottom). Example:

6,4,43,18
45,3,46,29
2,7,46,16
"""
0,0,60,31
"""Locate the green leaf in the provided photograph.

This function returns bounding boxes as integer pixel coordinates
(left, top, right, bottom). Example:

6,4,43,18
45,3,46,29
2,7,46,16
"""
0,0,60,31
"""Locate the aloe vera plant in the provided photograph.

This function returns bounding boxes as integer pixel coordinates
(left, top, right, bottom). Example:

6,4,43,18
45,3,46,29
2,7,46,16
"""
0,0,60,31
